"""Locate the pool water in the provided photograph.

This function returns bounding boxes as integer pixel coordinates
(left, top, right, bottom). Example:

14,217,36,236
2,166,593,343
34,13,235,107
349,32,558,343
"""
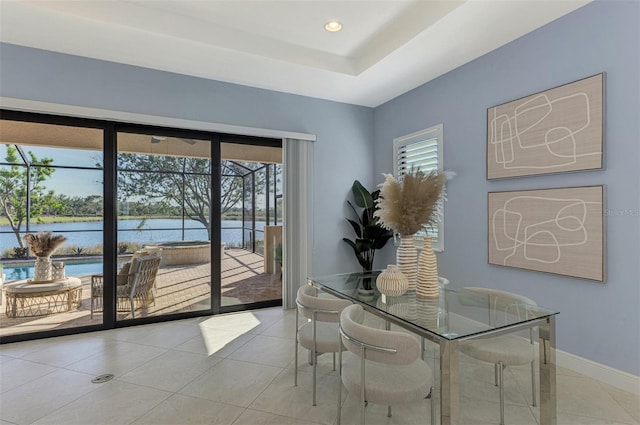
2,261,105,281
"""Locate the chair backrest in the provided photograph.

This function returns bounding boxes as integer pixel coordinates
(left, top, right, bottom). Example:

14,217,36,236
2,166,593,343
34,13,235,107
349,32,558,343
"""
461,287,537,325
297,285,351,323
340,304,420,365
129,254,161,296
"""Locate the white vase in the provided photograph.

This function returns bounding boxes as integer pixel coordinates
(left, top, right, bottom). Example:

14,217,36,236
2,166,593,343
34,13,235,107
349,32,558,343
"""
377,265,409,296
34,256,52,282
417,237,439,298
51,261,66,280
417,297,441,329
396,234,418,290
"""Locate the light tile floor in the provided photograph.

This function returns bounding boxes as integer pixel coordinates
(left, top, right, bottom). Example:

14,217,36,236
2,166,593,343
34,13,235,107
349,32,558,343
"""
0,307,638,425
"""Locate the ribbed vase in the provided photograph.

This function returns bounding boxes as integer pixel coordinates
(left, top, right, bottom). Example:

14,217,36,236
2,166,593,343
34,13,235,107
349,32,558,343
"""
417,237,439,298
33,256,52,282
396,235,418,290
376,265,409,296
417,297,441,329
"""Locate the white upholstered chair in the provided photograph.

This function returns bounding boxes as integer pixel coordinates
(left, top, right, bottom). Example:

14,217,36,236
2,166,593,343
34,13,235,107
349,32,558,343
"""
295,285,351,406
337,304,433,425
459,287,538,425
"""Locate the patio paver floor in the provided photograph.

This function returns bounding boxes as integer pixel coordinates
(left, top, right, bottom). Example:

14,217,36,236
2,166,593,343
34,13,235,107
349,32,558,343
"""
0,249,281,337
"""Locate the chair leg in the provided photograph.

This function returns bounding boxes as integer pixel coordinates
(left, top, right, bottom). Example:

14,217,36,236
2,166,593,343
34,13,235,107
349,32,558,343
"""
130,298,135,319
530,360,537,407
494,363,499,386
429,386,435,425
294,309,298,387
360,347,366,425
312,316,317,406
90,296,94,319
337,348,342,425
498,361,505,425
312,349,317,406
388,405,392,418
332,352,336,371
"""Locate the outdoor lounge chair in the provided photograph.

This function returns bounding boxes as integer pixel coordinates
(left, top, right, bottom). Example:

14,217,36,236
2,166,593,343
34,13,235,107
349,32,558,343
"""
90,253,161,319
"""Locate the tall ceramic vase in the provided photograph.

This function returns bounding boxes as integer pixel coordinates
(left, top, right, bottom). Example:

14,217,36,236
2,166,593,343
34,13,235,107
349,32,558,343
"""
396,234,418,291
416,237,439,298
34,256,52,282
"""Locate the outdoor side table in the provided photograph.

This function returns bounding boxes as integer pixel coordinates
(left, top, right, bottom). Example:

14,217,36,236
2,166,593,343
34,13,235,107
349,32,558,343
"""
3,277,83,318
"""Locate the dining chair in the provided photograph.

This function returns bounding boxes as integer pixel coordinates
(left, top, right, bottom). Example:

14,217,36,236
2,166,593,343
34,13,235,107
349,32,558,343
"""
294,284,351,406
459,287,538,425
337,304,433,425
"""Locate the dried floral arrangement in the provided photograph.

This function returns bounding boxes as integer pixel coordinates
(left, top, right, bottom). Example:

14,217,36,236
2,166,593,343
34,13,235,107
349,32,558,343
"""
23,231,68,257
375,168,448,236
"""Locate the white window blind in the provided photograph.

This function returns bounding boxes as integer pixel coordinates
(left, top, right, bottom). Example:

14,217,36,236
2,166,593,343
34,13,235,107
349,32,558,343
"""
393,124,444,251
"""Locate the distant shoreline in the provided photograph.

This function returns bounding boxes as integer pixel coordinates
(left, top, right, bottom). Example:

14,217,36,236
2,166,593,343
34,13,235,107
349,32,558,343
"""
0,215,255,226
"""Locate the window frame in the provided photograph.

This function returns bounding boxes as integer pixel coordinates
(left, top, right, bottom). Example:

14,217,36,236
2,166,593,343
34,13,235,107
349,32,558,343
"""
392,123,445,252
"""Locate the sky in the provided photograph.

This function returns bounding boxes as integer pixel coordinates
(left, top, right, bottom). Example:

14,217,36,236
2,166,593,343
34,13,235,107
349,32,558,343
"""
1,144,102,197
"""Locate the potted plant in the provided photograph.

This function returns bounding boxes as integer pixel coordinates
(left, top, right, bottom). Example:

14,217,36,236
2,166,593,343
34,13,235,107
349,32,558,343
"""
342,180,394,291
23,231,67,282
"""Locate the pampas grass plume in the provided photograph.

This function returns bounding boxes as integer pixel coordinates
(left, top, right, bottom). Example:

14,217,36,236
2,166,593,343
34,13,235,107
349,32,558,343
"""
23,231,67,257
375,169,446,235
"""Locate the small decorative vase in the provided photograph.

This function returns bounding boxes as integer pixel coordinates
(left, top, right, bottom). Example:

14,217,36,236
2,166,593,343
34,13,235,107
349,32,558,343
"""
396,234,418,290
51,261,66,280
417,237,439,298
377,265,409,296
34,256,52,282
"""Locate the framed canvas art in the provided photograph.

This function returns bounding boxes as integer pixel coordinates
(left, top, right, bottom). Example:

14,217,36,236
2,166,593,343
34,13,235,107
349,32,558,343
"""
487,73,604,179
488,186,605,282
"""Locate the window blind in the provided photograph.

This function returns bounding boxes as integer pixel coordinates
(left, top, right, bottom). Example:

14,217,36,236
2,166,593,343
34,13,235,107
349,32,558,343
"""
392,124,444,251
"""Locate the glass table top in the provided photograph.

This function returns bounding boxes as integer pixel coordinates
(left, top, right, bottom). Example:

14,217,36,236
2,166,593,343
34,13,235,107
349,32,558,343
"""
308,271,559,341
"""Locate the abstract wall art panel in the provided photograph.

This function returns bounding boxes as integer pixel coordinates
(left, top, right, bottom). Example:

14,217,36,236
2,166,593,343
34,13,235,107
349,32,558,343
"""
487,74,604,179
488,186,605,282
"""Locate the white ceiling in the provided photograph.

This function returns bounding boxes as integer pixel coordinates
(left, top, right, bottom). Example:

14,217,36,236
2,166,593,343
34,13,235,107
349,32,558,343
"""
0,0,591,107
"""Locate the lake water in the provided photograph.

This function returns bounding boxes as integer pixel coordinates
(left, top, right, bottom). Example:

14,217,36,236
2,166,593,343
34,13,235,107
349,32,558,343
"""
0,219,268,254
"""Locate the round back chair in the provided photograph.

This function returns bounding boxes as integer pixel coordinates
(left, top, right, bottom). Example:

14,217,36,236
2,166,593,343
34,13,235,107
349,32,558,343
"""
337,304,433,425
294,284,351,406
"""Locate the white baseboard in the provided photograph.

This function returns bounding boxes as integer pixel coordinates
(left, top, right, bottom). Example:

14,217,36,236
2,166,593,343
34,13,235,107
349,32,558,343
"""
557,349,640,395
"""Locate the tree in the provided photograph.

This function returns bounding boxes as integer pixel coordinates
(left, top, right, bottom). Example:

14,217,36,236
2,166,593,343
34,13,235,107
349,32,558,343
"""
0,145,56,248
117,155,266,240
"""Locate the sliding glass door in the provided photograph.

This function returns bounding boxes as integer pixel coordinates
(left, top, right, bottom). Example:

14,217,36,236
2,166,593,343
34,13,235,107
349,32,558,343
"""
115,130,213,321
0,109,283,343
219,141,283,309
0,118,104,337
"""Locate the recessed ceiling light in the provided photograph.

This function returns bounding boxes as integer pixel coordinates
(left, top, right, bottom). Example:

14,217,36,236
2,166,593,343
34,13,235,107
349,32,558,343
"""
324,20,342,32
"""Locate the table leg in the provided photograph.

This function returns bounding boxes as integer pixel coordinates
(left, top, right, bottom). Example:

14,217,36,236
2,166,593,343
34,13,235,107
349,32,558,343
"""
11,294,17,318
539,316,557,425
440,339,460,425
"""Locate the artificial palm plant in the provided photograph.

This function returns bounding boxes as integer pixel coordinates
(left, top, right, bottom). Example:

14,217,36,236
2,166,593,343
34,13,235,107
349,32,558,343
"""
342,180,394,289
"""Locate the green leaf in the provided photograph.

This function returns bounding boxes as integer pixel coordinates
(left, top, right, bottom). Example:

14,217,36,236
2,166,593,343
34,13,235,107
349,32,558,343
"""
346,219,362,238
352,180,373,209
355,238,373,252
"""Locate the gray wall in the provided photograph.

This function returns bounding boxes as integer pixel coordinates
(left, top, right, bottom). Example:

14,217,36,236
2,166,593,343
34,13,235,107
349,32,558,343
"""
0,42,375,277
373,0,640,375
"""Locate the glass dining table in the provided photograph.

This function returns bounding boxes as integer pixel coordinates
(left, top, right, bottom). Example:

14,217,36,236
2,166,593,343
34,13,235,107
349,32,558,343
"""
308,271,559,425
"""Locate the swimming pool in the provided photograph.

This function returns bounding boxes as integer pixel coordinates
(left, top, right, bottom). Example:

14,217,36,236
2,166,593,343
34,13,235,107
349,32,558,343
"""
2,260,105,281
